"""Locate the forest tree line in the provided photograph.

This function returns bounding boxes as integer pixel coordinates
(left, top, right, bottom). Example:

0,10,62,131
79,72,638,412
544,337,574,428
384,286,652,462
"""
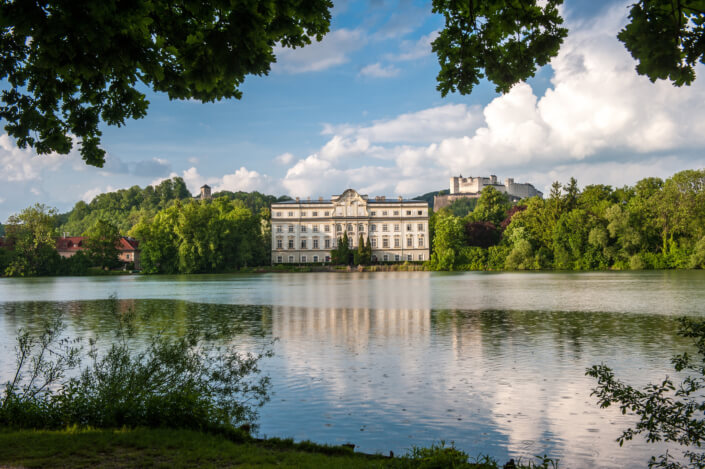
0,178,284,276
430,169,705,271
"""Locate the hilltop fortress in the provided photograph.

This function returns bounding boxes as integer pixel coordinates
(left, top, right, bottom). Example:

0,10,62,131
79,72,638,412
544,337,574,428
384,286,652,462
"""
434,175,543,210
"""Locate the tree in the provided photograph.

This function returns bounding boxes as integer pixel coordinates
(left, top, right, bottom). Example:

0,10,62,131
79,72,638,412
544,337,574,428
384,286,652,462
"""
4,204,60,276
331,231,351,265
430,213,465,270
432,0,705,97
0,0,332,166
464,221,500,248
84,219,121,270
432,0,568,96
470,186,511,226
587,317,705,469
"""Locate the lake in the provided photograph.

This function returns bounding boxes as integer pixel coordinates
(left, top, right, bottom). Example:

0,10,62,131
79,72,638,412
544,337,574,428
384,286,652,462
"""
1,271,704,468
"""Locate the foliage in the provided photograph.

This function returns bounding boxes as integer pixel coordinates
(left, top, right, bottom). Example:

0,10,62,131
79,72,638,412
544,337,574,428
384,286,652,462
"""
465,221,500,249
432,0,568,96
429,170,705,273
132,197,267,274
0,0,333,166
83,220,121,270
447,197,478,217
414,190,447,210
430,213,465,270
353,234,372,265
0,309,272,433
330,231,351,265
619,0,705,87
587,317,705,469
469,187,511,226
3,204,60,277
58,177,192,236
432,0,705,98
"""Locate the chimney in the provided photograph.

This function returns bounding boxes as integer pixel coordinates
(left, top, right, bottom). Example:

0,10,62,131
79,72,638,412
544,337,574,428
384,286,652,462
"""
295,196,300,202
398,196,403,201
318,196,323,202
381,196,386,201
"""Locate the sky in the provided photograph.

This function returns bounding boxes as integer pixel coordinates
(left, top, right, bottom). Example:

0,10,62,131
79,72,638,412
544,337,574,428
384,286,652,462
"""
1,0,705,221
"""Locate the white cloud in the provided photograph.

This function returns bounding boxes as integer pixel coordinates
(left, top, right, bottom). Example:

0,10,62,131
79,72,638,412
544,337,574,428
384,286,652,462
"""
386,30,439,62
274,29,367,73
0,134,76,182
359,62,400,78
275,152,295,165
216,167,268,193
279,4,705,197
82,186,117,203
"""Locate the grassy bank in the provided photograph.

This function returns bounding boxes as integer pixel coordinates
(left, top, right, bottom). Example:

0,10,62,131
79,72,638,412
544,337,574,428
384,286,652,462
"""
0,427,553,469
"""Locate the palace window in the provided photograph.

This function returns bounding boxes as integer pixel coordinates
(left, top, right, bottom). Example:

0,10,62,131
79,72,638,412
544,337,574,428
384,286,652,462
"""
301,239,307,249
371,238,377,247
383,238,389,248
325,239,330,248
418,236,424,247
407,237,413,247
288,225,294,233
394,210,399,215
313,255,319,262
313,225,319,232
383,254,389,261
336,224,342,232
324,211,330,216
277,256,282,263
371,224,377,231
418,254,424,261
301,211,307,217
276,225,282,233
277,239,283,249
288,211,294,217
325,256,331,262
382,224,388,232
382,211,388,216
288,240,294,249
358,224,364,232
313,239,319,249
324,225,330,232
394,224,400,232
417,210,423,216
406,210,411,215
276,212,282,217
371,211,376,216
347,224,353,231
394,238,400,248
395,254,400,261
407,254,412,261
288,255,294,263
301,255,307,262
312,211,318,217
301,225,307,232
406,224,412,231
418,223,424,231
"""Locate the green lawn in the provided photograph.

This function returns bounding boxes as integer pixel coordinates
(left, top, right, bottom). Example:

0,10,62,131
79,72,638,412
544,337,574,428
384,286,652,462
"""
0,428,389,469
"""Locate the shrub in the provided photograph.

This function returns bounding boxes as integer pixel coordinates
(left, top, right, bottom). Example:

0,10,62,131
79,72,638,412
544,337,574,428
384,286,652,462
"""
0,310,272,432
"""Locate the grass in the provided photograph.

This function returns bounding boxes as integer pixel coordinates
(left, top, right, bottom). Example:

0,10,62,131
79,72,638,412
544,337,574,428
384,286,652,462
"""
0,428,557,468
0,427,388,468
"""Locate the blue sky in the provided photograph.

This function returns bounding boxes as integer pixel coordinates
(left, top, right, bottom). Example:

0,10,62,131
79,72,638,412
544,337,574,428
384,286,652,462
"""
1,0,704,221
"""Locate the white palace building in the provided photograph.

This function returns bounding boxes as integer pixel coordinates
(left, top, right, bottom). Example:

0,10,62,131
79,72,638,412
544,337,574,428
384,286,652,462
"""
271,189,430,264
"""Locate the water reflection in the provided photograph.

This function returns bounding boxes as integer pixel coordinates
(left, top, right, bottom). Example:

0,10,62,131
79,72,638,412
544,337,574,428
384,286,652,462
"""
2,269,704,468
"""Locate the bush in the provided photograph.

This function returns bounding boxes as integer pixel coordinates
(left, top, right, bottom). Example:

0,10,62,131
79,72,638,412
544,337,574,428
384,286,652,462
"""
587,317,705,468
0,310,272,432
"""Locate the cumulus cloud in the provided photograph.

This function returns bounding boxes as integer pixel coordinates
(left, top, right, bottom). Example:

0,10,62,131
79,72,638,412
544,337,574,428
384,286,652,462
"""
275,29,367,73
359,62,400,78
0,134,76,182
156,166,271,196
280,3,705,197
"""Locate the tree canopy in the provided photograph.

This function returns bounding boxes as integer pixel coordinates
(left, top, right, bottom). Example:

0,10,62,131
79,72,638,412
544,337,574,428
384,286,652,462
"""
432,0,705,96
0,0,332,166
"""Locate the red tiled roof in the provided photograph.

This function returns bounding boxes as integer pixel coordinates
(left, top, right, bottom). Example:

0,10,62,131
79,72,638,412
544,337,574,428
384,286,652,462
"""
56,236,85,251
118,237,139,251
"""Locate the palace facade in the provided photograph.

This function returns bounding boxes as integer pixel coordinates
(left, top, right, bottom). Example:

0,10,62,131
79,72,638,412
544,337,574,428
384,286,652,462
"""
271,189,430,264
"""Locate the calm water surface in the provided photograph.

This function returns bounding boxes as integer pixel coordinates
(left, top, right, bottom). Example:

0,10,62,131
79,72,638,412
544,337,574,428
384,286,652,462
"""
1,271,704,468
